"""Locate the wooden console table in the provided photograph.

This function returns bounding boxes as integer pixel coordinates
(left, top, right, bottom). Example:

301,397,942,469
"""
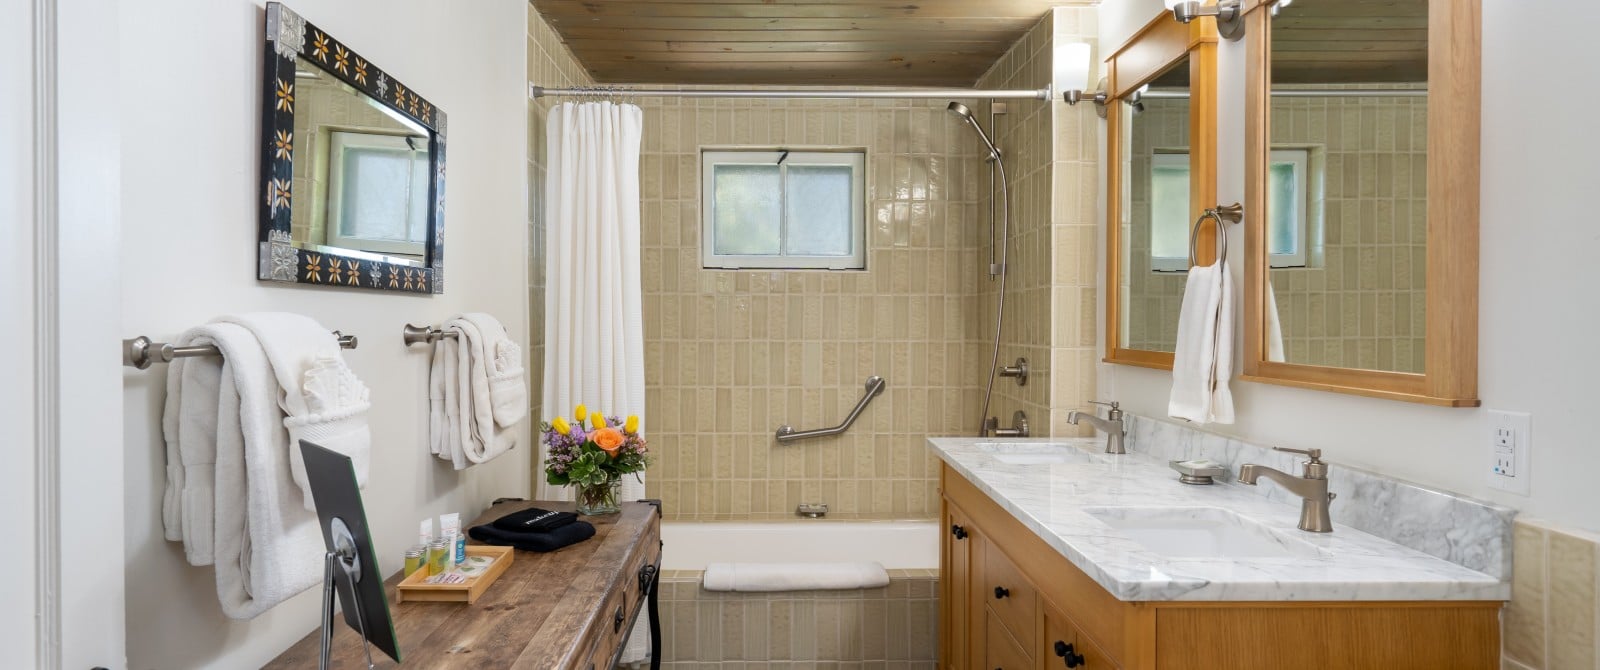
267,500,662,669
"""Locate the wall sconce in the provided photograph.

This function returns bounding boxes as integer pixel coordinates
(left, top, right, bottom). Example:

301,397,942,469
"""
1057,42,1110,118
1063,84,1110,118
1166,0,1244,40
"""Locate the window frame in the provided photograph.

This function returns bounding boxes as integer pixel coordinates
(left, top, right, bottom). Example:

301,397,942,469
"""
700,148,867,271
1148,151,1193,273
325,130,431,258
1267,148,1310,269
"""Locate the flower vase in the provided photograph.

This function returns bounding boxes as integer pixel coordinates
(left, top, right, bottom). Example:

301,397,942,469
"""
574,476,621,516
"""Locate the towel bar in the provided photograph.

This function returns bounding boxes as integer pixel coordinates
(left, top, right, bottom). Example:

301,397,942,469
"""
1187,202,1243,267
775,376,887,443
122,331,358,370
401,323,460,346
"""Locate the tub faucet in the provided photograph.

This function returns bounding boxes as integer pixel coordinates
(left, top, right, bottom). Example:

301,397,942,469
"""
1066,401,1126,454
983,410,1030,438
1237,447,1337,533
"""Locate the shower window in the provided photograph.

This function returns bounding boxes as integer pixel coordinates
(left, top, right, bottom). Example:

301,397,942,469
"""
326,130,432,258
1149,148,1316,269
701,149,866,270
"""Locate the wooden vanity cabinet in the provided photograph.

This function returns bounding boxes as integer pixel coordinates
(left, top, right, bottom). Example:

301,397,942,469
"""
938,464,1502,670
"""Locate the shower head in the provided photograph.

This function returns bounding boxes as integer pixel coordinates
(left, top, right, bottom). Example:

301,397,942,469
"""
947,101,1001,162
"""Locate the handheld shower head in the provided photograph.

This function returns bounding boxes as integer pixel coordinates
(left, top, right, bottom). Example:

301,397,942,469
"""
947,101,1000,162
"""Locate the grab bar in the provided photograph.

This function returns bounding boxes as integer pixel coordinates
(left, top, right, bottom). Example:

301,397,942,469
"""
775,376,887,443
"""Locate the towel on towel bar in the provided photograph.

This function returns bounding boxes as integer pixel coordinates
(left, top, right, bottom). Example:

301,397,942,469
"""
160,316,364,619
701,562,891,592
429,313,526,469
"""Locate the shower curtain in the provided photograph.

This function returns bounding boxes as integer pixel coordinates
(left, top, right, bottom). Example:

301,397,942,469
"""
539,101,647,504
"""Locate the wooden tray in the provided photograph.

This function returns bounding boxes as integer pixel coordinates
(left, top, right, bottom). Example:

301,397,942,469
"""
396,545,514,604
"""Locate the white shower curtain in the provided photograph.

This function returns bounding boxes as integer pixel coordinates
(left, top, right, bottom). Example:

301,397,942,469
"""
539,101,647,502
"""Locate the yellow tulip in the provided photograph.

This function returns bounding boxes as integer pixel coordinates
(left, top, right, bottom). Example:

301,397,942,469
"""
624,415,640,434
574,404,588,421
592,412,607,429
551,416,571,435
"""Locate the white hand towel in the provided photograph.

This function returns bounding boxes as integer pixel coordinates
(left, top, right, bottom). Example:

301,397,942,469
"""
1169,261,1235,424
429,315,520,469
701,562,891,592
461,313,528,429
218,313,371,508
161,322,324,619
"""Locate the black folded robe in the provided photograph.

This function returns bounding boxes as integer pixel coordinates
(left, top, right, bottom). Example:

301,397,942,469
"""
490,506,579,534
468,520,595,553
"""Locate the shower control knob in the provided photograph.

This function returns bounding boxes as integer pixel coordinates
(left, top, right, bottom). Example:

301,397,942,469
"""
951,524,968,540
994,586,1010,599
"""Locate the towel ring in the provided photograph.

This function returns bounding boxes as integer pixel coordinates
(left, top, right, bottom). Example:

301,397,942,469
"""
1188,203,1244,267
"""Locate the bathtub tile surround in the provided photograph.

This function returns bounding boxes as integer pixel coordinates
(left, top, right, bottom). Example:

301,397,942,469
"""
656,570,938,668
1502,519,1600,670
1123,414,1514,579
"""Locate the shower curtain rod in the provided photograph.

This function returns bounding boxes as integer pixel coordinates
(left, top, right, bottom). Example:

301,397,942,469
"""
528,83,1053,101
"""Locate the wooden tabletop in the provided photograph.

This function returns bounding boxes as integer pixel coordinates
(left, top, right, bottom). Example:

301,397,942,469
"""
266,501,658,669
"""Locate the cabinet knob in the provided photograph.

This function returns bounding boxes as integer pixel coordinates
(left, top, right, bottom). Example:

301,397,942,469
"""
951,524,968,540
993,585,1010,599
613,603,625,633
1053,640,1085,668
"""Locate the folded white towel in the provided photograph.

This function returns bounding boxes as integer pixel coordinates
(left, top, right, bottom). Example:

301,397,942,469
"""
161,322,325,619
701,562,891,592
1169,261,1235,424
430,313,523,469
219,313,371,508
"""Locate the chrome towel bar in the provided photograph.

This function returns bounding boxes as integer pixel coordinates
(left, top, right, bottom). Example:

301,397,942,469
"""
123,331,357,370
775,376,887,443
401,323,459,346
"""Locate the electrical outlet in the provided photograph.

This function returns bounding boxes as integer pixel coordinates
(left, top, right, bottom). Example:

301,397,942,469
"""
1487,410,1531,494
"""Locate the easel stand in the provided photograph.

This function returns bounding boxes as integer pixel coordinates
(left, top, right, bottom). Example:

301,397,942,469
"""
319,517,375,670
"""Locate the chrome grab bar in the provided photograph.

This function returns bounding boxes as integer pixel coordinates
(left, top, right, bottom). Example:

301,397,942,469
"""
775,376,887,443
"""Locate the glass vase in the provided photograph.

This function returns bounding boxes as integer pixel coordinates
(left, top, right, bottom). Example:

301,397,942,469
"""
574,476,621,516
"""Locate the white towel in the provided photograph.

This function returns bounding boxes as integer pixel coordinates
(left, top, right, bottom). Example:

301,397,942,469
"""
161,322,325,619
701,562,891,592
218,313,371,508
1169,262,1235,424
429,313,524,469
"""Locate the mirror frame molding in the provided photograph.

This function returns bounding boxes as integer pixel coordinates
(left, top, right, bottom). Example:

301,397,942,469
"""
258,2,447,294
1104,14,1220,370
1240,0,1480,406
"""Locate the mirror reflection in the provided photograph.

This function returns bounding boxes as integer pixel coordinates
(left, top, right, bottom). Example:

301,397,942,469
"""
290,56,432,267
1265,0,1428,373
1118,55,1192,353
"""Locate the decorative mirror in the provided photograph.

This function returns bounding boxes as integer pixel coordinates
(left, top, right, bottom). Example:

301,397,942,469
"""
259,2,446,294
1104,14,1219,369
1241,0,1478,405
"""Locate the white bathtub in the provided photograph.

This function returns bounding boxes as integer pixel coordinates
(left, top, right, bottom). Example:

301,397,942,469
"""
659,519,940,571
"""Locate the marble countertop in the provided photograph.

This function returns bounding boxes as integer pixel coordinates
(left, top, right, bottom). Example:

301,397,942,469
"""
929,437,1510,602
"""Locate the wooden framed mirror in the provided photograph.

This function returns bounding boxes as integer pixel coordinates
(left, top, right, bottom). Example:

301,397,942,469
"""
1104,14,1220,369
1241,0,1479,406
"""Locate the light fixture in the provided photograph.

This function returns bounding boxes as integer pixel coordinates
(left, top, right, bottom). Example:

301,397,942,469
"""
1169,0,1244,41
1064,77,1111,118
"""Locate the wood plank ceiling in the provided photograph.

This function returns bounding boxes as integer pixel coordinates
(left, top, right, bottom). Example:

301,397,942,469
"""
531,0,1075,87
1270,0,1428,84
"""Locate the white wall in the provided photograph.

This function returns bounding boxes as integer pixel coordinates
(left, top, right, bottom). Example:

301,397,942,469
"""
119,1,530,667
1097,0,1600,533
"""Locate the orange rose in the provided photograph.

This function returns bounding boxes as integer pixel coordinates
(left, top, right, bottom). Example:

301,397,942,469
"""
591,427,625,456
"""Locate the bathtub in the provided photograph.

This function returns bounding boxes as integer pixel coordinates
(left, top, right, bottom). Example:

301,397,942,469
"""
658,519,940,571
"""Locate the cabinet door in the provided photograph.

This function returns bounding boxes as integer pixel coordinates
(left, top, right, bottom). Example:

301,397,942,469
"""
942,500,976,670
1043,602,1119,670
983,607,1033,670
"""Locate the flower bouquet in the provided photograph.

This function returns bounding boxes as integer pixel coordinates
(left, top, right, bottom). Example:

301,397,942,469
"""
542,404,648,515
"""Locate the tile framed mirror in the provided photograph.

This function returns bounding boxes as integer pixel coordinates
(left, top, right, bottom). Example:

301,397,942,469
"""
1241,0,1479,405
258,2,447,294
1104,13,1220,370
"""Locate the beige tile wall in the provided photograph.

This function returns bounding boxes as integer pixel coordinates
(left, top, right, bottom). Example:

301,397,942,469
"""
1503,519,1600,670
526,9,592,484
975,9,1100,437
655,570,939,668
634,91,983,518
1267,89,1427,373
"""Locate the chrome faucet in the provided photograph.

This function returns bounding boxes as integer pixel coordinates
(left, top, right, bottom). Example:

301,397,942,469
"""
983,410,1030,438
1238,447,1337,533
1066,401,1126,454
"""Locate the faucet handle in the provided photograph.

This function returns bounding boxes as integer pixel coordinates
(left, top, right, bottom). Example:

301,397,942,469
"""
1272,446,1322,463
1088,400,1120,409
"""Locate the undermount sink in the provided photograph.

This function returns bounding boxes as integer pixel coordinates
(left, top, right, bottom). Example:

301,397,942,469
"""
974,442,1111,465
1084,506,1325,559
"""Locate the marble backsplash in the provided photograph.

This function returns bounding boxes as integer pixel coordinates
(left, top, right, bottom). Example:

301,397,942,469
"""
1125,414,1516,580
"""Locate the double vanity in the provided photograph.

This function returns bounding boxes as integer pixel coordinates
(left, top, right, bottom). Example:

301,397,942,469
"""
933,428,1509,670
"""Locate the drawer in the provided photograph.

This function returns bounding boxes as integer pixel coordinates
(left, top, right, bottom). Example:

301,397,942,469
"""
985,607,1033,670
588,583,628,668
1044,602,1118,670
980,538,1038,651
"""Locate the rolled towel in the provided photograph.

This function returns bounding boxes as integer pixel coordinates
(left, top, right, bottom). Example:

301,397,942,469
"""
468,521,595,553
701,562,890,592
